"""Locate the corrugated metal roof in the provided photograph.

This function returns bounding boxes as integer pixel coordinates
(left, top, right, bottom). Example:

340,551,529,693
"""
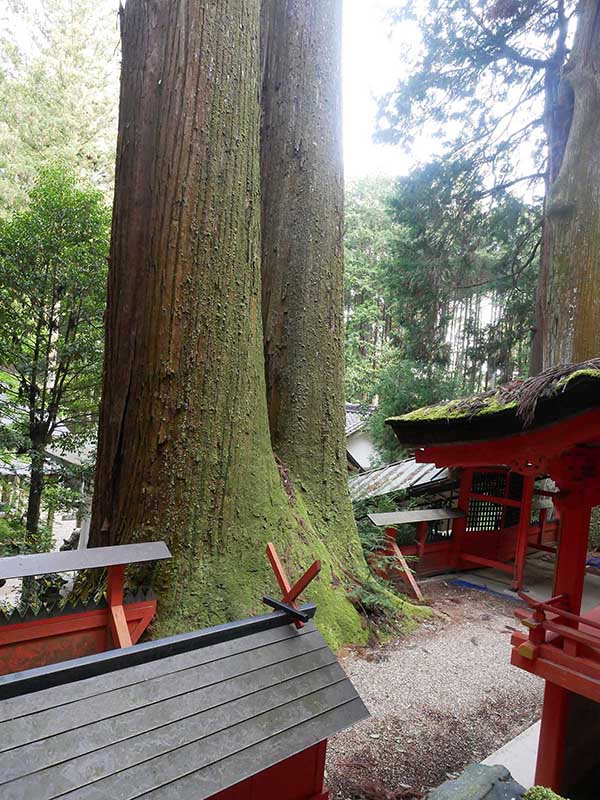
348,457,449,501
345,403,375,436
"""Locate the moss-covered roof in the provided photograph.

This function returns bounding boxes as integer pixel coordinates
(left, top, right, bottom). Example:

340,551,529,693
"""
386,359,600,447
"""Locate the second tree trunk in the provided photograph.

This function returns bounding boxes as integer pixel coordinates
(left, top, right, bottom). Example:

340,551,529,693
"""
261,0,363,579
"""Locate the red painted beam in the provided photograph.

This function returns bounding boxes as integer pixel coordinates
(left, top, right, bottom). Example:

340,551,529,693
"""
0,599,156,676
415,408,600,469
107,564,133,648
265,543,320,629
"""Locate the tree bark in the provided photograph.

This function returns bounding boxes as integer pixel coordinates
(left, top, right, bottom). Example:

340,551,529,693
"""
533,0,600,369
90,0,366,647
260,0,366,578
25,442,45,541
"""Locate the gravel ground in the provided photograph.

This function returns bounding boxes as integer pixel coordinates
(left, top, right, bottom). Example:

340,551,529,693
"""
326,581,543,799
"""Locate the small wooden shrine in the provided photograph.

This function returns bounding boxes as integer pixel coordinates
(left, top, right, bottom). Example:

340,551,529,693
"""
0,541,170,675
367,467,559,593
386,359,600,798
0,542,367,799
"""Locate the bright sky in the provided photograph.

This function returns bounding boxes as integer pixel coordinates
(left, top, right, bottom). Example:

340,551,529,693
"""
343,0,417,179
4,0,424,182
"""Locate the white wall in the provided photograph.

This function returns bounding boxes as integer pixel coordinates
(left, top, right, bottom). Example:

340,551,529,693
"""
346,431,377,471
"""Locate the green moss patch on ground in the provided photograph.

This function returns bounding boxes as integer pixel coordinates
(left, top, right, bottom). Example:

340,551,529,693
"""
523,788,567,800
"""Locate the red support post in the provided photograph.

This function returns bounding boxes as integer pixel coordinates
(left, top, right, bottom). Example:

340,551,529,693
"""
451,468,472,569
535,681,569,790
552,492,593,615
107,564,133,648
512,474,534,591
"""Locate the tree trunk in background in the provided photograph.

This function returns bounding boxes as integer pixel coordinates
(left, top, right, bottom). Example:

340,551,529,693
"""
90,0,366,647
532,0,600,370
25,442,45,541
260,0,365,576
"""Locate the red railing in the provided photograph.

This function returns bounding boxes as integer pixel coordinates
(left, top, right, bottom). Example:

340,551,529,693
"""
512,593,600,702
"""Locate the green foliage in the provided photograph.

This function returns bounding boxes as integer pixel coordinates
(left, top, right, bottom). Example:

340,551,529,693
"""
523,787,567,800
348,573,403,617
344,176,397,401
343,163,539,461
0,513,53,557
371,358,461,461
386,160,539,381
378,1,574,195
353,494,397,553
0,0,119,211
0,166,110,532
42,480,84,514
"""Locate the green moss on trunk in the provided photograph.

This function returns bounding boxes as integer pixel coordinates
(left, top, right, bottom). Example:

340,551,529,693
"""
535,1,600,369
259,1,404,633
90,0,374,650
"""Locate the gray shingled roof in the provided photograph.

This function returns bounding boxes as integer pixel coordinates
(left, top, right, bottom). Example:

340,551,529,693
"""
0,609,368,800
345,403,375,436
349,457,449,501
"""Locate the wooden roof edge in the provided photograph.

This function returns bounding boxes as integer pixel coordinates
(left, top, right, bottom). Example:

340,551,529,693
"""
386,362,600,449
0,604,317,701
367,508,465,526
0,541,172,581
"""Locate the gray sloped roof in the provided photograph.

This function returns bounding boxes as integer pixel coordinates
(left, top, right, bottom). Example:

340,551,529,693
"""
349,457,449,502
345,403,375,436
0,609,368,800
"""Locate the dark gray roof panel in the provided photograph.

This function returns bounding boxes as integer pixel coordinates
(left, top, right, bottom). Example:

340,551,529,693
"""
0,541,171,580
0,612,368,800
0,612,313,717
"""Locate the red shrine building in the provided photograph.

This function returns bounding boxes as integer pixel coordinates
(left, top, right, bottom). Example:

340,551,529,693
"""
0,542,367,799
386,360,600,799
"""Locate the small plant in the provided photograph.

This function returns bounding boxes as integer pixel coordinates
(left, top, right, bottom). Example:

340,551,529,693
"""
523,787,568,800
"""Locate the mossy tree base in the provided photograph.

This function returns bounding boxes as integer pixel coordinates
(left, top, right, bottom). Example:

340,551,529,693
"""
89,0,419,652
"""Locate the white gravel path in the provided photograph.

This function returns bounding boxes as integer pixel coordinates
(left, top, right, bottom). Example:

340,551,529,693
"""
327,581,543,799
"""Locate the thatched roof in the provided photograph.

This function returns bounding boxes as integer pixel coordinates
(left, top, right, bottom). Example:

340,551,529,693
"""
386,360,600,447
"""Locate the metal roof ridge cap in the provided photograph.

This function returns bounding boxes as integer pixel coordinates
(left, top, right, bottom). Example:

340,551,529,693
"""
0,606,317,701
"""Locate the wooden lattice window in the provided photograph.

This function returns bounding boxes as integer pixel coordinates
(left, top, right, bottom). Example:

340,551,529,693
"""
467,470,523,532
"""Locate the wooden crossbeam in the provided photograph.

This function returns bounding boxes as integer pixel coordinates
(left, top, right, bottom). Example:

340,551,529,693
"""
265,543,321,628
107,564,132,648
384,529,424,602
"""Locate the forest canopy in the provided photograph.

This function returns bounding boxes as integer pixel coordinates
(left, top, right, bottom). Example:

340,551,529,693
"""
344,166,539,459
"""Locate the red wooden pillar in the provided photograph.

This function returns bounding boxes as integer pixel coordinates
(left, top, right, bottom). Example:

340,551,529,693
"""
535,681,569,789
107,564,133,648
552,491,592,615
512,475,534,591
451,468,472,569
535,467,595,792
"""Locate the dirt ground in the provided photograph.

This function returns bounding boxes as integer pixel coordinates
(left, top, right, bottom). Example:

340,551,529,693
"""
326,580,543,799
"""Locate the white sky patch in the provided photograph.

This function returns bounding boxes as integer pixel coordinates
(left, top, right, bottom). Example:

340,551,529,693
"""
342,0,407,179
342,0,444,180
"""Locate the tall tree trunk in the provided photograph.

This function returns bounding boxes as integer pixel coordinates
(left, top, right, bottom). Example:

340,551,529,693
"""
260,1,365,575
25,441,45,540
532,0,600,369
90,0,366,647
